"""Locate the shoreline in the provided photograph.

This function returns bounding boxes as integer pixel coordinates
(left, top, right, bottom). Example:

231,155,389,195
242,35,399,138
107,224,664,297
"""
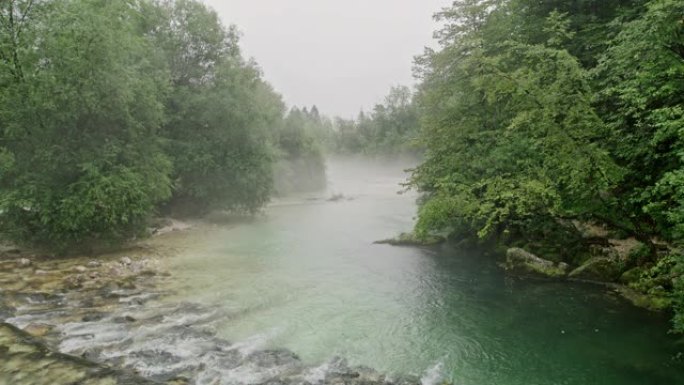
0,220,423,385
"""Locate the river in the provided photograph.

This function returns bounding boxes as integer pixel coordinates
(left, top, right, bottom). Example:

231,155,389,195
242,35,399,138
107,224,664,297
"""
144,157,684,385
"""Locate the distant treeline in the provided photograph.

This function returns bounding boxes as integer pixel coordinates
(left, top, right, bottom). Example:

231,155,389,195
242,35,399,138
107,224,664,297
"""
327,86,422,156
408,0,684,331
0,0,324,251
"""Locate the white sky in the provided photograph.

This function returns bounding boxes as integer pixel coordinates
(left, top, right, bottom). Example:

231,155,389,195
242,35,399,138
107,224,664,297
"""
203,0,451,118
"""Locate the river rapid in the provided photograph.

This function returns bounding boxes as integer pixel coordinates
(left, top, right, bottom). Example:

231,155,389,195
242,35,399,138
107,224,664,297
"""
3,157,684,385
149,157,684,385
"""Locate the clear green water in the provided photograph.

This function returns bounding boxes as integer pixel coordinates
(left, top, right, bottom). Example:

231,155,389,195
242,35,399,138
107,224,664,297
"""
159,158,684,385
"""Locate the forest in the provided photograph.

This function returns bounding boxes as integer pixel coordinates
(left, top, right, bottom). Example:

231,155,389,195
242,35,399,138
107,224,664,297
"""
1,0,684,341
0,0,330,250
409,0,684,331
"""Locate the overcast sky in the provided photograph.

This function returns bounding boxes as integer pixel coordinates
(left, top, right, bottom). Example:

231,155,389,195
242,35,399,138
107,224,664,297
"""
203,0,451,118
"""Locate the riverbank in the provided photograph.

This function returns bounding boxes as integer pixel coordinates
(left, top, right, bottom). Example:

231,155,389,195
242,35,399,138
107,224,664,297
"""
0,220,425,385
501,231,676,313
2,154,684,385
0,322,159,385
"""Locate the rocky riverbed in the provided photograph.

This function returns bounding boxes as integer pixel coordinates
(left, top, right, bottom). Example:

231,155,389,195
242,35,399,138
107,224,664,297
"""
0,246,421,385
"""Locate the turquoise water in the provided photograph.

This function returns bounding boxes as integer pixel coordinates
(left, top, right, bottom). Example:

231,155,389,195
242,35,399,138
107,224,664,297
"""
159,158,684,385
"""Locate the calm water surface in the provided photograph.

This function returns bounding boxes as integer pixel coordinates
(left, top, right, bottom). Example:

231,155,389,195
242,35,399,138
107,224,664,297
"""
156,157,684,385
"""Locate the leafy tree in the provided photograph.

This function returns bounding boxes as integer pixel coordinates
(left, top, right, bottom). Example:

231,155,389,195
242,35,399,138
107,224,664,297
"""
152,0,284,215
412,0,684,330
0,0,171,251
412,2,619,252
594,0,684,246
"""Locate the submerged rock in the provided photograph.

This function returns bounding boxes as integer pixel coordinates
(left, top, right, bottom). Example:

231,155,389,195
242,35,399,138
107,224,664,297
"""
0,323,156,385
17,258,31,267
248,349,301,368
504,248,569,278
328,193,344,202
374,232,445,247
87,260,102,268
23,322,53,337
568,257,623,282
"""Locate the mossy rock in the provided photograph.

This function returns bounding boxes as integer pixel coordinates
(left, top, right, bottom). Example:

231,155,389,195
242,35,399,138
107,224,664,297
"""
374,232,445,247
504,248,569,278
615,287,672,311
568,257,623,282
619,266,646,284
0,323,157,384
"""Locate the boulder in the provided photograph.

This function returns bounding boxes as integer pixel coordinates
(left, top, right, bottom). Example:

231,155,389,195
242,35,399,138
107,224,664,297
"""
568,257,622,282
374,232,445,247
504,248,569,278
614,286,672,311
619,266,645,284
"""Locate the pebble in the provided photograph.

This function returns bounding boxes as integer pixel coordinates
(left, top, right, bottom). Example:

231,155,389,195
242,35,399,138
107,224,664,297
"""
120,257,132,265
34,270,48,275
87,260,101,268
17,258,31,267
74,265,87,273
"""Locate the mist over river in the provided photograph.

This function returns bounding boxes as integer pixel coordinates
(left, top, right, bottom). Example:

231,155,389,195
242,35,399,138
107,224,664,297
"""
141,157,684,385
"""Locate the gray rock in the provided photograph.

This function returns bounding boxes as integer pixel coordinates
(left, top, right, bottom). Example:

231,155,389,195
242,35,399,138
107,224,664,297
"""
0,323,158,384
73,265,87,273
23,323,53,337
568,257,622,282
374,232,445,246
120,256,132,265
248,349,301,368
505,248,569,278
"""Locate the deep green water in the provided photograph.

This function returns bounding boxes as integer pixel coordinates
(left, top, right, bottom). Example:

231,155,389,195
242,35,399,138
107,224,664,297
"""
158,157,684,385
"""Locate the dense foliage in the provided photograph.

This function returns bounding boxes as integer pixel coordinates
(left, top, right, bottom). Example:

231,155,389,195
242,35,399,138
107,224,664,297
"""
0,0,322,251
0,0,172,250
410,0,684,330
329,86,421,156
152,0,285,215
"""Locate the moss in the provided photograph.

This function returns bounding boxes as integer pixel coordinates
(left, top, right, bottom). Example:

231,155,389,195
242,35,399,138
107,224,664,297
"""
616,287,672,311
0,323,156,384
517,263,568,278
568,257,623,282
619,266,646,284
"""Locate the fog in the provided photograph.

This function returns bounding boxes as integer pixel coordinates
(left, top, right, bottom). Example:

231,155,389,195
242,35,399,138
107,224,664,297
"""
203,0,451,118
